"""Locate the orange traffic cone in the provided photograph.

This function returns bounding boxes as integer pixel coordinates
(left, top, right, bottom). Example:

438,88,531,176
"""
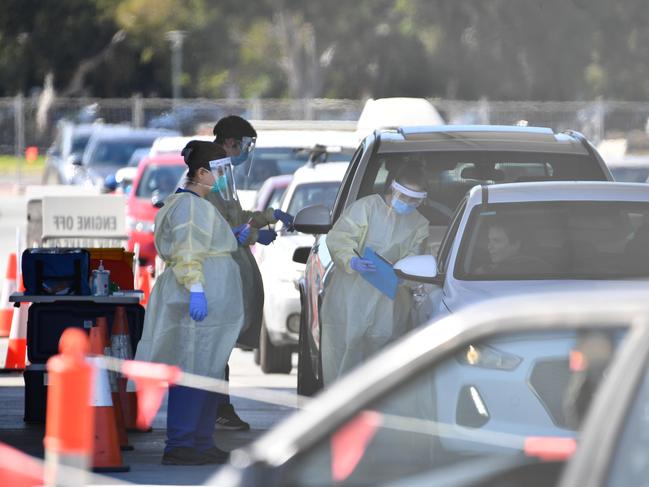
110,307,141,432
88,324,129,472
3,278,28,370
0,253,17,337
139,267,151,307
95,317,132,451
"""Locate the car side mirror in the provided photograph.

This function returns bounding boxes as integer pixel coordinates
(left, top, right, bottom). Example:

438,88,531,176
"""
393,255,440,284
293,205,332,235
292,246,312,265
67,154,83,166
151,192,164,208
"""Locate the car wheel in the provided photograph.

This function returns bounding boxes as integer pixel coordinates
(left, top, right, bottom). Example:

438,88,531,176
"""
259,320,292,374
297,308,322,397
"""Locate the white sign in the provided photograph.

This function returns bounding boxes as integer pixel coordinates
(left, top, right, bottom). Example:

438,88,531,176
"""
42,195,127,239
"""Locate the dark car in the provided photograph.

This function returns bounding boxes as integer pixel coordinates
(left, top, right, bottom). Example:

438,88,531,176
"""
69,126,179,187
42,122,100,184
292,125,613,396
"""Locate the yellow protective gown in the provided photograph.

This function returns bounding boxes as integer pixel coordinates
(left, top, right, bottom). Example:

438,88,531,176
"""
134,191,244,379
321,194,429,385
204,192,276,337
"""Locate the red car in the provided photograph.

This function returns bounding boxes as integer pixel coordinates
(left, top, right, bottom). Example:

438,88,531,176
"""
126,154,186,265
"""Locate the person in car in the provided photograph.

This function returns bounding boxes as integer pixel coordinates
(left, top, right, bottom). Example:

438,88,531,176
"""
320,165,430,386
475,221,548,275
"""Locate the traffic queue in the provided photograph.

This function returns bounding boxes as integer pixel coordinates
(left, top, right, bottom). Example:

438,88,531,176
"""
3,112,649,487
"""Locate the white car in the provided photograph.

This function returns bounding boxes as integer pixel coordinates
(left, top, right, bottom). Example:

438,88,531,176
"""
396,180,649,453
234,128,358,209
254,162,349,374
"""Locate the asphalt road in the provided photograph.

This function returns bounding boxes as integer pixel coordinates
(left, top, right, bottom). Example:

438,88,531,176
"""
0,190,299,485
0,349,298,485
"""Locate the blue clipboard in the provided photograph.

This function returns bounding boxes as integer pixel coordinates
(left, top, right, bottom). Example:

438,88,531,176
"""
356,246,398,300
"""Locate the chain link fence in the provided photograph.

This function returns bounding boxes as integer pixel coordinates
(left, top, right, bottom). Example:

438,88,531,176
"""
2,96,649,156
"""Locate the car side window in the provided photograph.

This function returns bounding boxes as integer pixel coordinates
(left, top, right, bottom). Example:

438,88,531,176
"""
437,197,467,273
280,327,625,487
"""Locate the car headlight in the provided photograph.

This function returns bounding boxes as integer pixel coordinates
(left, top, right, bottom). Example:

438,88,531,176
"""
126,217,155,233
456,344,522,370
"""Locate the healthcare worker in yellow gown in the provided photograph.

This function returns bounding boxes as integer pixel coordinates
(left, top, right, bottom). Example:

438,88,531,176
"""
134,140,249,466
321,165,430,386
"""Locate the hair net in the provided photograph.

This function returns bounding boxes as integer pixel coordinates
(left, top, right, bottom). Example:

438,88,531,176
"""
181,140,226,173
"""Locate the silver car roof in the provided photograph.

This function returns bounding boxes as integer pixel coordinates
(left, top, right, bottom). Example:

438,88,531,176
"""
377,125,589,155
469,181,649,205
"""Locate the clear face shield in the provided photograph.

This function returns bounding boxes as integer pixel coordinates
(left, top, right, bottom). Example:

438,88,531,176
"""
389,180,427,216
210,157,238,202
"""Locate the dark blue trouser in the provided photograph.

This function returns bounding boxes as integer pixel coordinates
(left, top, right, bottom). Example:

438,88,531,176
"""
165,385,219,453
215,363,230,407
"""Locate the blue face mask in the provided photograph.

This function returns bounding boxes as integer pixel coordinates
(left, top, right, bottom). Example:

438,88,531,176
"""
391,198,416,215
210,176,228,193
230,148,250,166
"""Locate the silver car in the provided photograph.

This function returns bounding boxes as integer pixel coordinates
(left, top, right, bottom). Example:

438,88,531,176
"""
210,286,649,487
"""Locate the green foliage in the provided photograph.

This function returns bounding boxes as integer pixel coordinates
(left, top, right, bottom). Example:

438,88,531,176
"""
1,0,649,100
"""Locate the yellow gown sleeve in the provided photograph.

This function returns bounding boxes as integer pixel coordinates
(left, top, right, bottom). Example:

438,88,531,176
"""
325,197,371,274
168,196,215,290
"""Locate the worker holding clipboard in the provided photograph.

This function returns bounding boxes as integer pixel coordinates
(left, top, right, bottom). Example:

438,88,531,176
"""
320,165,430,385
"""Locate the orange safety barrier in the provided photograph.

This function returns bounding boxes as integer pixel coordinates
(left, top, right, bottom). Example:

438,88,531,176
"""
0,442,44,487
89,323,129,472
122,360,182,430
44,328,94,486
0,253,17,336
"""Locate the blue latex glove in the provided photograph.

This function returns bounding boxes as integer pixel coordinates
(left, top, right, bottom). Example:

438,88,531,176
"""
273,209,294,229
189,291,208,321
350,256,376,273
257,229,277,245
232,224,251,245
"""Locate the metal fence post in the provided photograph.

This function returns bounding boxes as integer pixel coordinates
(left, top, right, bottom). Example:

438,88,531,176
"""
303,98,314,120
14,94,25,189
132,94,143,128
249,98,262,120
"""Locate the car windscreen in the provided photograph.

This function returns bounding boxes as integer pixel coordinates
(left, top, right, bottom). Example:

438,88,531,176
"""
610,166,649,183
135,165,186,200
234,148,353,190
455,201,649,280
88,138,157,166
287,181,341,216
357,151,609,227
